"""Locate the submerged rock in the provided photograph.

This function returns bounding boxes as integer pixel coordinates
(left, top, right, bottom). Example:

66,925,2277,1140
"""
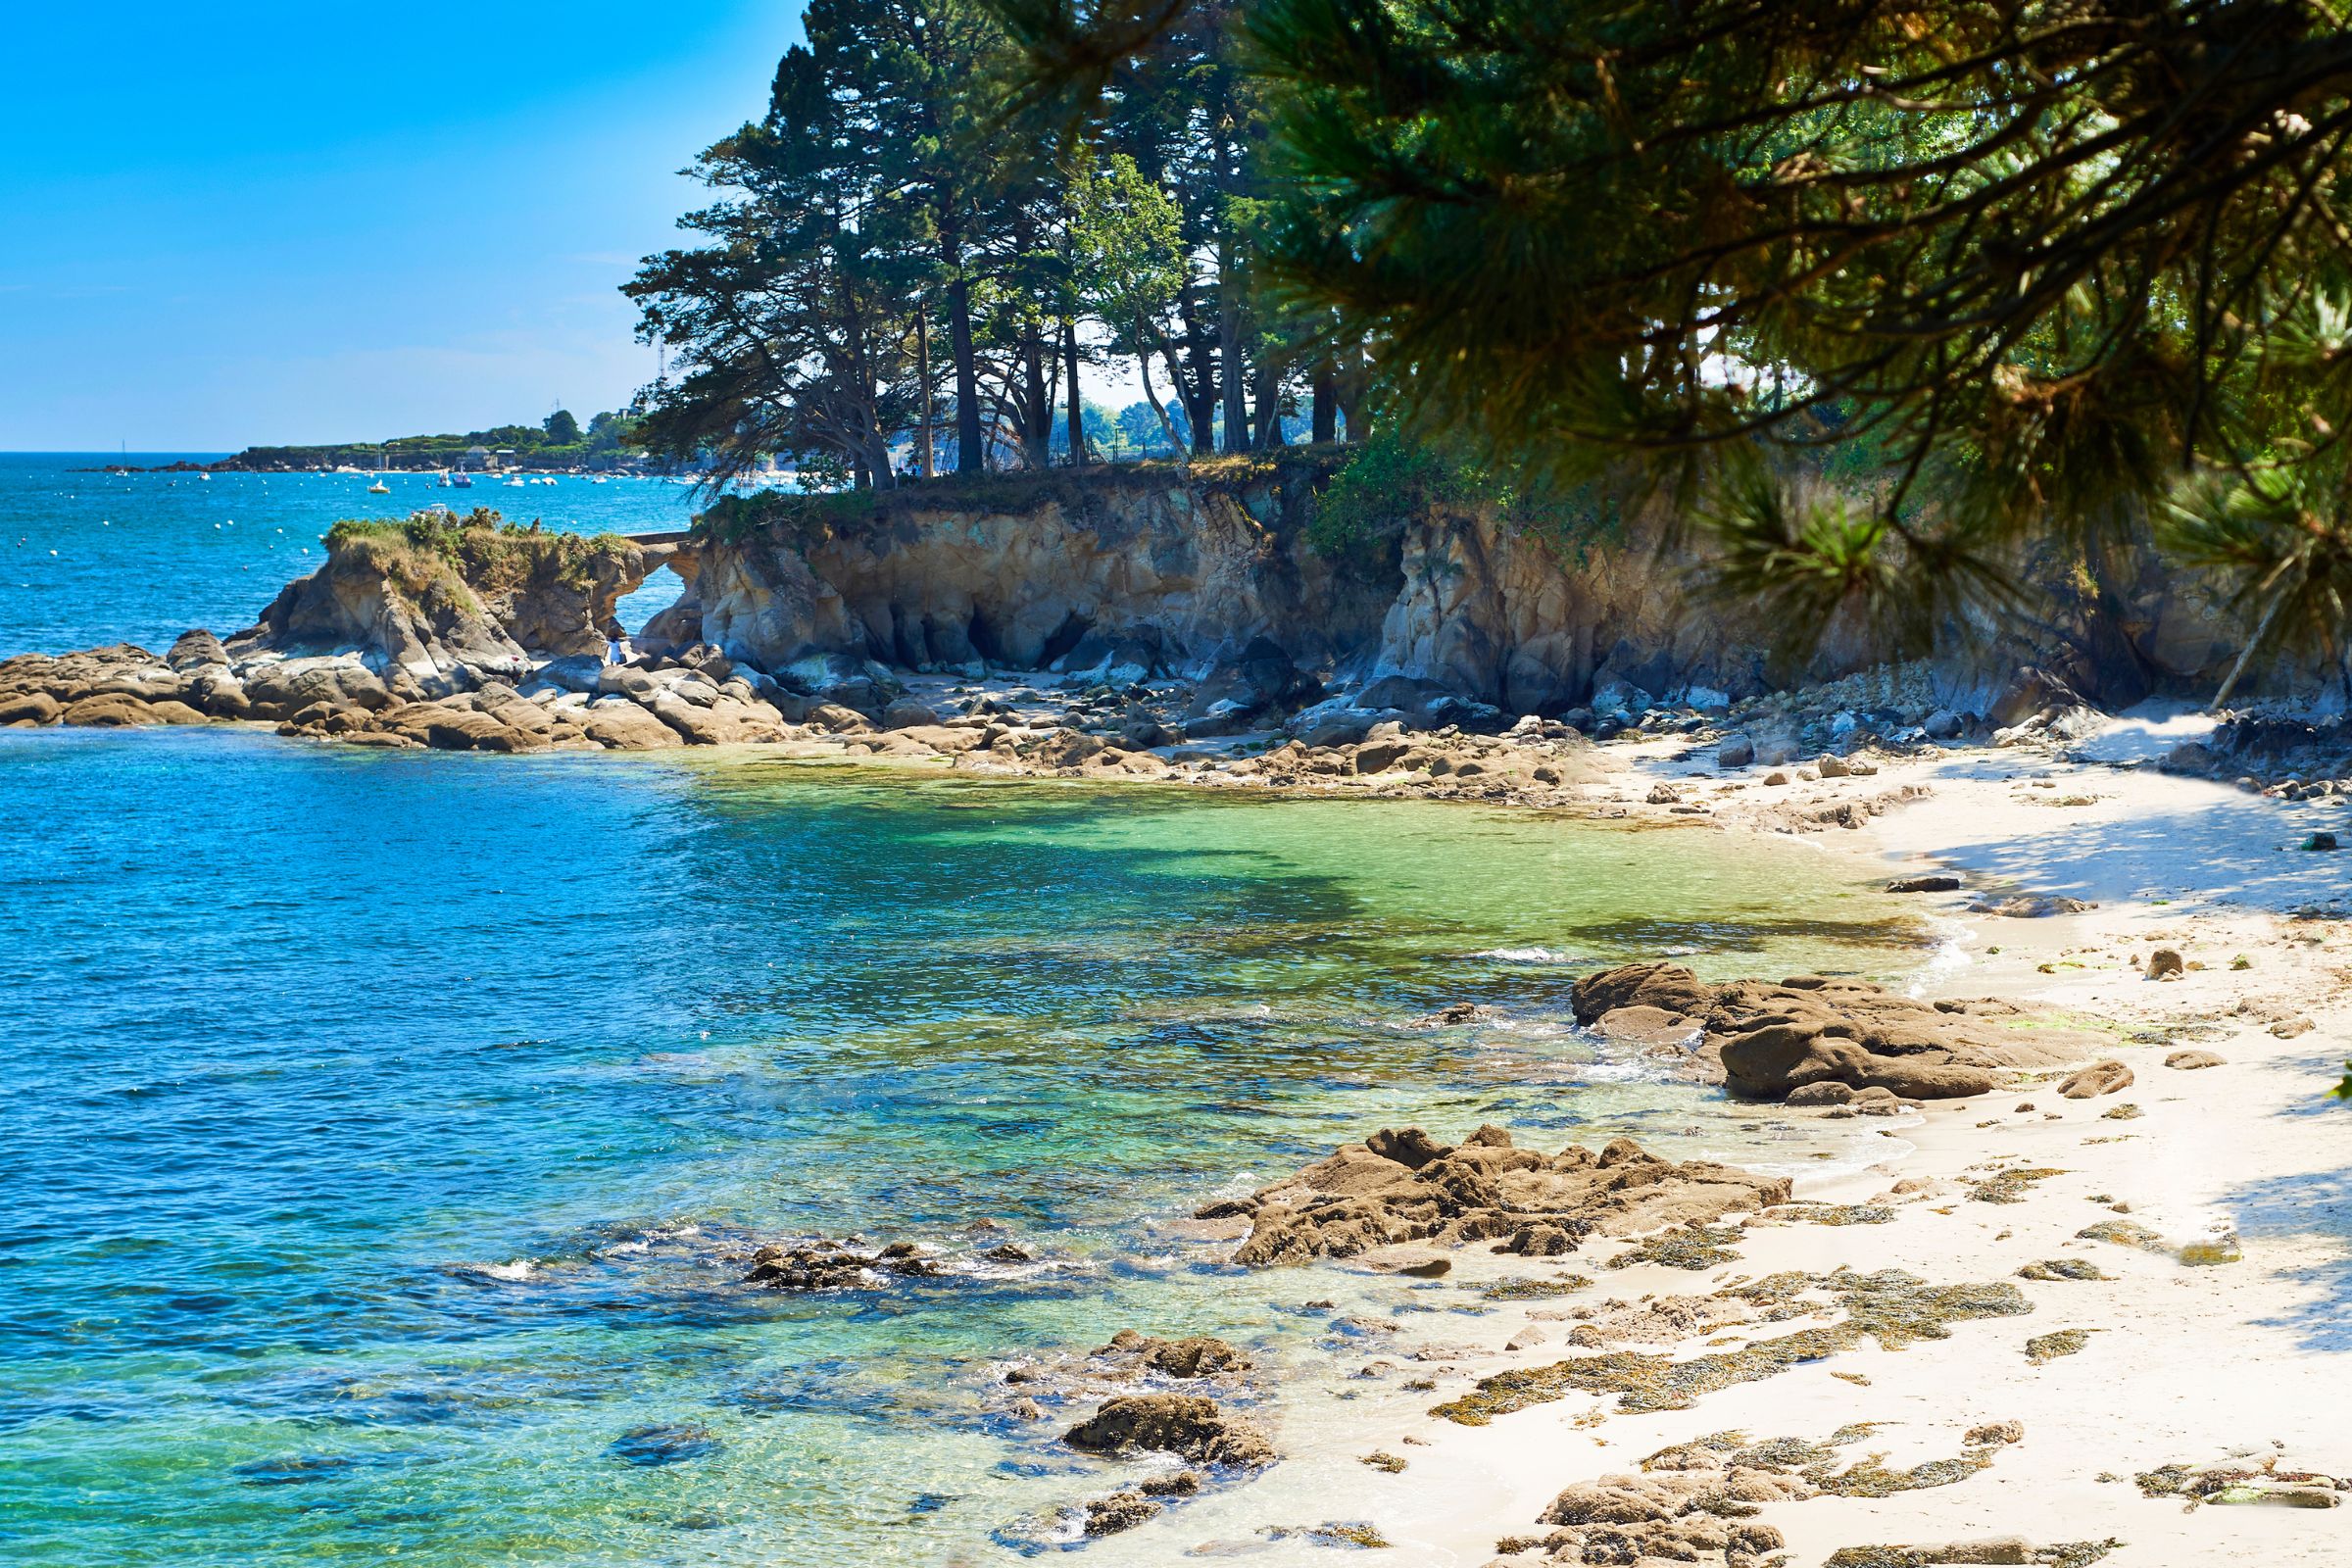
741,1239,940,1291
607,1424,722,1466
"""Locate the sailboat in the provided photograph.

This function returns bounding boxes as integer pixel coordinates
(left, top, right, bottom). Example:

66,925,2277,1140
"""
368,476,391,495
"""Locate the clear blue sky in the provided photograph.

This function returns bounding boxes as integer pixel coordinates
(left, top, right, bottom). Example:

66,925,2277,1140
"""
0,5,804,452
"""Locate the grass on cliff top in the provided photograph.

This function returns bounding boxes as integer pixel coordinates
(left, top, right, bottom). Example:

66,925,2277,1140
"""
324,510,635,601
687,448,1351,549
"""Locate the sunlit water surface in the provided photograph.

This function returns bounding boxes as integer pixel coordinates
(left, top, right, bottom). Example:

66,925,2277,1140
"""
0,456,1926,1564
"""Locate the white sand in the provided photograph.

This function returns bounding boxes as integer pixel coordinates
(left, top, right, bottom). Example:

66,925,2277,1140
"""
1083,720,2352,1565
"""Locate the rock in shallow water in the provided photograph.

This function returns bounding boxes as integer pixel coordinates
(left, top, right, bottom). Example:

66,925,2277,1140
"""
1063,1395,1273,1468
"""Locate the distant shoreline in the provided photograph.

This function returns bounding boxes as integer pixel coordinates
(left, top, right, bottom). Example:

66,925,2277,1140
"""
74,458,668,478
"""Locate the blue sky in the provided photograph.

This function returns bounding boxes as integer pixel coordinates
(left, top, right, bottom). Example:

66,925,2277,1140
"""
0,5,803,452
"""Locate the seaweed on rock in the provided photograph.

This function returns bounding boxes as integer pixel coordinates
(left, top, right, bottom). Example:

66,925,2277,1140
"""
1435,1269,2031,1424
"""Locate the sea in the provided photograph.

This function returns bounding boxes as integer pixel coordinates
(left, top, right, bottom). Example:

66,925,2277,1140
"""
0,454,1927,1565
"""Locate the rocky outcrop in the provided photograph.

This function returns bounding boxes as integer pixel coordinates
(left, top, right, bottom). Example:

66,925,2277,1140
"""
1207,1124,1789,1267
1571,963,2107,1102
1063,1394,1274,1469
230,517,649,696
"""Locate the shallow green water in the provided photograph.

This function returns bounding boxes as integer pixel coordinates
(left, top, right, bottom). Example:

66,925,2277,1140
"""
0,732,1921,1565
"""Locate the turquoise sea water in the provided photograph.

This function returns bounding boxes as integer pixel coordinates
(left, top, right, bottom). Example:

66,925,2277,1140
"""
0,457,1925,1564
0,453,713,659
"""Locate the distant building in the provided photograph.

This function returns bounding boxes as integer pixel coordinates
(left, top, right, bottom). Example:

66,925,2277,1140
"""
461,446,491,471
492,448,518,471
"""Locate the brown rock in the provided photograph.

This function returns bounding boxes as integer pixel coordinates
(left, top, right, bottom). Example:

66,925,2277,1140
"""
1364,1126,1450,1169
1095,1329,1250,1379
1082,1493,1161,1537
2058,1060,2133,1099
1063,1395,1273,1469
0,691,62,726
1230,1125,1788,1268
2164,1050,2226,1070
1573,963,2098,1104
2147,948,2185,980
576,699,685,750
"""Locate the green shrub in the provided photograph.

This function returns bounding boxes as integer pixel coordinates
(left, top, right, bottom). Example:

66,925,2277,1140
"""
1306,432,1623,569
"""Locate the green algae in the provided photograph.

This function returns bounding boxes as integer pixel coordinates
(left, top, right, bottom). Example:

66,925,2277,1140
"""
1966,1166,2070,1204
1264,1521,1393,1548
2099,1102,2143,1121
2077,1220,2168,1253
1432,1269,2032,1424
1480,1274,1594,1300
2137,1461,2346,1508
1818,1448,1996,1496
1359,1451,1407,1473
1603,1222,1744,1271
2018,1259,2112,1282
2027,1328,2096,1364
1826,1543,2118,1568
2179,1239,2242,1266
1768,1203,1895,1226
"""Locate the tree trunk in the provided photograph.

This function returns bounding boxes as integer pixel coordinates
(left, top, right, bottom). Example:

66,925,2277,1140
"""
1062,318,1088,465
1311,353,1337,443
1138,324,1191,478
915,305,935,479
1177,293,1217,453
1337,338,1372,442
1021,327,1051,469
1252,358,1286,449
943,235,983,470
1218,238,1248,454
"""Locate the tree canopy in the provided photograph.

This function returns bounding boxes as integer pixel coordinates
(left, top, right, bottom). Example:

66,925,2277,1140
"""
625,0,1346,491
999,0,2352,672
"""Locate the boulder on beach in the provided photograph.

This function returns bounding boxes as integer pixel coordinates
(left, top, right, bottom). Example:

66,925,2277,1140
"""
2058,1060,2133,1099
1570,962,2103,1102
1216,1123,1788,1268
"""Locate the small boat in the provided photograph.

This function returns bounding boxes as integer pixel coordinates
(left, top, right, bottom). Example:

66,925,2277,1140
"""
590,475,609,485
450,473,472,488
505,476,526,488
368,478,391,495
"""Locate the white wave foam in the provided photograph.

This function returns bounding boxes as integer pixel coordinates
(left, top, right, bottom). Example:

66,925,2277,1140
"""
1469,946,1579,964
478,1259,536,1281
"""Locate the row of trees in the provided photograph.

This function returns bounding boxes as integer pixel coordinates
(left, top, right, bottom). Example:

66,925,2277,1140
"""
634,0,2352,688
992,0,2352,687
624,0,1368,488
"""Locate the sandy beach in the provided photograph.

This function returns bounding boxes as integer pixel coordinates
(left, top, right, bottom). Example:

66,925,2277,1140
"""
1053,712,2352,1566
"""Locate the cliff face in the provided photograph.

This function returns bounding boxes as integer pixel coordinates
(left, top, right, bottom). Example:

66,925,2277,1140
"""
665,472,1883,709
667,468,2277,715
193,470,2275,720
